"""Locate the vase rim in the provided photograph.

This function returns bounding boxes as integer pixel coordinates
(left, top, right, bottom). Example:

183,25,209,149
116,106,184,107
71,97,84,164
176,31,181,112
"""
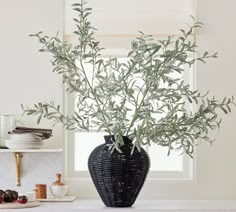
103,135,130,139
103,135,132,145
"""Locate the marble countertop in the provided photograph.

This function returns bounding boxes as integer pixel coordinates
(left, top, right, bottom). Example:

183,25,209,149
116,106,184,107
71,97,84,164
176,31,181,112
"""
2,200,236,211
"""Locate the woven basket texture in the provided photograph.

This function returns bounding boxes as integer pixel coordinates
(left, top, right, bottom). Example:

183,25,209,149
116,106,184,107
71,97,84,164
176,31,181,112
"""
88,136,150,207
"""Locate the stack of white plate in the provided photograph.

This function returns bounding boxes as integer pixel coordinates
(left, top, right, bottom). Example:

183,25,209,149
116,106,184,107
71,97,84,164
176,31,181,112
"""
5,133,44,149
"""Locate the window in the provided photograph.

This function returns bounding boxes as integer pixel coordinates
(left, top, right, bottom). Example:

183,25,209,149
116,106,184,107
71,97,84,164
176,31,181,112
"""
64,0,196,197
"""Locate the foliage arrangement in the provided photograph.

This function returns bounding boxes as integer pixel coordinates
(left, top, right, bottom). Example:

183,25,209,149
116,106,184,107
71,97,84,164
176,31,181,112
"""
22,0,235,157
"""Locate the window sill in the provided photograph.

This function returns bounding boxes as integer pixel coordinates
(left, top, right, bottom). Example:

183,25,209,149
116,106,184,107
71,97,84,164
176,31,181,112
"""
12,200,236,211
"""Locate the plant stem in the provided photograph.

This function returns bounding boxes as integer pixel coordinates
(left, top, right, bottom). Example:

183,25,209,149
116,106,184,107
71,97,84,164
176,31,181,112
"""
79,60,112,135
126,84,150,136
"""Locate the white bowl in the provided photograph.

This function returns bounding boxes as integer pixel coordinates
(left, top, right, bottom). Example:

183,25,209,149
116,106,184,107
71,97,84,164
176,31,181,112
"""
6,140,43,144
5,140,44,149
50,185,68,197
19,192,35,202
10,133,42,142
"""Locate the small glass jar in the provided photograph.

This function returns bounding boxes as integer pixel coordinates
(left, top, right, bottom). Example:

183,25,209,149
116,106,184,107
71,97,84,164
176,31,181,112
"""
0,114,15,147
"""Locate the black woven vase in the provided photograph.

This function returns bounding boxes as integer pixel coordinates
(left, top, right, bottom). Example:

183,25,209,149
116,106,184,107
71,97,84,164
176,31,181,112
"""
88,135,150,207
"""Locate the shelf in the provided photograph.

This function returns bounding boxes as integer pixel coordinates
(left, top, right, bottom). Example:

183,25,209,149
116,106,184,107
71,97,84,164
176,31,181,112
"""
0,148,63,186
0,148,63,153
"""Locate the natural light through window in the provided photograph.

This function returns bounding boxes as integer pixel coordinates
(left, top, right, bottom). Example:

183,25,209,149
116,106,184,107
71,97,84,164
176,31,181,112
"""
74,132,183,171
72,55,191,173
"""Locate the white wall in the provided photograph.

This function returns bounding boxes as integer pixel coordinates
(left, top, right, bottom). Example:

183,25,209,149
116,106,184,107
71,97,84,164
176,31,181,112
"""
0,0,64,148
141,0,236,200
0,152,62,195
195,0,236,199
0,0,64,195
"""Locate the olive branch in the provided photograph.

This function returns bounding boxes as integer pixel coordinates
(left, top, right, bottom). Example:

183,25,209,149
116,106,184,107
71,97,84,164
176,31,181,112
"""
22,0,235,157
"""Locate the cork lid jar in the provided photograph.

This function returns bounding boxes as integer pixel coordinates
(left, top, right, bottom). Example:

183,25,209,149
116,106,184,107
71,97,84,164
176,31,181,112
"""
50,173,68,197
52,173,65,186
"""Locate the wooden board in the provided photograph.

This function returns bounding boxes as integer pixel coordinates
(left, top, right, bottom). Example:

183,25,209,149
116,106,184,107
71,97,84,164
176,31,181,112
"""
37,196,76,202
0,201,40,209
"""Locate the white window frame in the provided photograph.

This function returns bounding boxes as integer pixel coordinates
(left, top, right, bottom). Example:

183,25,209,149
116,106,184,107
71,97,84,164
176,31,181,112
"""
64,48,196,186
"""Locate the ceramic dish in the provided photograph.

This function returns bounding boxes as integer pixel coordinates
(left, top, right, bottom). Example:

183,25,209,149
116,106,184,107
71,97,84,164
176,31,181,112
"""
18,192,35,202
49,185,68,197
10,134,42,141
37,196,75,202
5,140,44,149
5,140,43,143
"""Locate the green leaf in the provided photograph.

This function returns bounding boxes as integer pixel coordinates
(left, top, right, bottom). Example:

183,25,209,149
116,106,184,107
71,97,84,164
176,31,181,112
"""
198,58,206,63
37,114,43,124
220,107,228,114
